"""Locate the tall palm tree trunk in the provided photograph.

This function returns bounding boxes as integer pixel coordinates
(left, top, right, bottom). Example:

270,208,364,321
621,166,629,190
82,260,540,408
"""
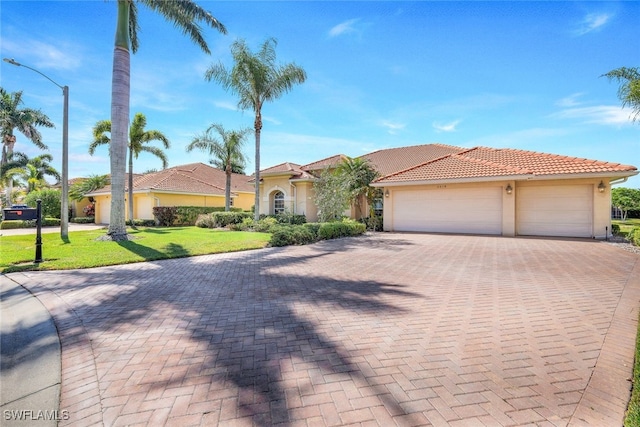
225,167,232,212
128,147,135,225
253,111,262,221
108,0,130,239
3,135,16,204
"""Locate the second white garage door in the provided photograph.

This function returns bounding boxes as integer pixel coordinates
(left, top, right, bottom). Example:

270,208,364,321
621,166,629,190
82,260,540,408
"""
516,185,593,237
392,187,503,234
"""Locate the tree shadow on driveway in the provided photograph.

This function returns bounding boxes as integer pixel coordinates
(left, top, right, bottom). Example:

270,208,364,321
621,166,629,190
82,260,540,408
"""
13,236,425,425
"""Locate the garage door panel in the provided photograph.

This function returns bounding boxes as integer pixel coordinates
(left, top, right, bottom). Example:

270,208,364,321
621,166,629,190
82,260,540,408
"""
517,185,592,237
393,187,502,235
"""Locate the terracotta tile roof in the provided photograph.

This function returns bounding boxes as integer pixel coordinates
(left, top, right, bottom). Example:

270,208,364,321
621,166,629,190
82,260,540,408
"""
375,146,638,184
87,163,254,196
259,162,314,180
361,143,465,177
301,155,348,172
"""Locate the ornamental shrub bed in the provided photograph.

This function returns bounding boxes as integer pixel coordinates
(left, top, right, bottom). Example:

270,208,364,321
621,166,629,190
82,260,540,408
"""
175,206,242,226
195,211,253,228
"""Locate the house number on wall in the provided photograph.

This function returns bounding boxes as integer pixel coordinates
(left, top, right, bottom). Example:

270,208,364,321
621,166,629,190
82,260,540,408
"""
436,185,447,189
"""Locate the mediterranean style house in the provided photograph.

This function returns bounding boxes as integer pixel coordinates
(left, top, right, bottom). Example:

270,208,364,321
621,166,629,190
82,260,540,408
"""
258,143,638,239
86,163,254,224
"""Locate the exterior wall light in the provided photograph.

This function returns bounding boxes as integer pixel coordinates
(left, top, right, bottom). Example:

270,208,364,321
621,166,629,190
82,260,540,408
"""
598,181,606,193
505,184,513,194
384,189,390,198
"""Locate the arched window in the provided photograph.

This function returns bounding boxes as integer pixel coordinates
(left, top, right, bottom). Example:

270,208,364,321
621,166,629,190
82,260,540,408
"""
274,191,285,215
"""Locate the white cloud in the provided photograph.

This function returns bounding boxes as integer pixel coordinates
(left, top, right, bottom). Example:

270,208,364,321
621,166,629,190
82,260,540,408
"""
213,100,239,111
552,105,632,126
380,120,406,135
3,38,81,71
328,18,361,38
555,93,585,108
573,13,613,36
433,119,462,133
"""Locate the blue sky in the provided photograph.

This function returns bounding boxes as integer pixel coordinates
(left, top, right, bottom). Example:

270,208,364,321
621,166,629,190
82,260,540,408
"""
1,1,639,188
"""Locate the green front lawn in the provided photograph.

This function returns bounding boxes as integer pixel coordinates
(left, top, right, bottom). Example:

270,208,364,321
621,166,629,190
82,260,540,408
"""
614,218,640,235
0,227,270,273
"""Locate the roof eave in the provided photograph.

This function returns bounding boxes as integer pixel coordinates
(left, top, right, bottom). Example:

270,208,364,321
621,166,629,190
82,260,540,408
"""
372,174,533,187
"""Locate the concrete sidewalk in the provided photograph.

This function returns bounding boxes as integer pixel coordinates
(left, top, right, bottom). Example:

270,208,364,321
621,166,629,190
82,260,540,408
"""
0,274,61,427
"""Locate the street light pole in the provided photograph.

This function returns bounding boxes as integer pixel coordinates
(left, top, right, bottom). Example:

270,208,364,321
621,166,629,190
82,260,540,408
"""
3,58,69,239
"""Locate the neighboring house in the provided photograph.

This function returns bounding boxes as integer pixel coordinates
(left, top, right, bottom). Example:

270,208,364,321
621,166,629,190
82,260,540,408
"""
86,163,254,224
259,143,638,239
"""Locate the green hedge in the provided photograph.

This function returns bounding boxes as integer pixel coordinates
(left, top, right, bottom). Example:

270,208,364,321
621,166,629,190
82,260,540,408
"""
268,219,366,247
318,220,366,240
195,211,253,228
175,206,243,226
630,228,640,246
0,218,61,229
71,217,95,224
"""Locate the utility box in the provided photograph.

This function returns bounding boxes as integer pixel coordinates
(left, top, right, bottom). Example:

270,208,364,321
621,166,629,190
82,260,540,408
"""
3,206,38,221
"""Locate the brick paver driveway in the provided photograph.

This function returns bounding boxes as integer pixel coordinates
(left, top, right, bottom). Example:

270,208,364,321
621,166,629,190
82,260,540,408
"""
8,233,640,426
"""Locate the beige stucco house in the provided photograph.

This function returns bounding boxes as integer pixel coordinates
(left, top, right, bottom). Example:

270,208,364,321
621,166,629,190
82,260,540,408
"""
86,163,254,224
259,143,638,239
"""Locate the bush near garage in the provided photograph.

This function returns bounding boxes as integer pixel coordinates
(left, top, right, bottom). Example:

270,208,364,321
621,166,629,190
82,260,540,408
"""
630,228,640,246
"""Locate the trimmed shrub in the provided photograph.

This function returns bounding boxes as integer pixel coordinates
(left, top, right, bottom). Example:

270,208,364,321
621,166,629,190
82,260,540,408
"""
153,206,178,226
611,223,621,235
175,206,243,226
195,212,252,228
132,219,156,227
72,217,95,224
41,218,61,227
211,212,252,228
303,222,321,236
254,217,279,232
229,217,256,231
0,220,26,230
318,219,366,240
269,225,317,247
195,214,215,228
630,228,640,246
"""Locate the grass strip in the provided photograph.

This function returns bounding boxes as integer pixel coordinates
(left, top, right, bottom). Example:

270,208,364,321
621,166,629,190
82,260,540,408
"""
0,227,270,273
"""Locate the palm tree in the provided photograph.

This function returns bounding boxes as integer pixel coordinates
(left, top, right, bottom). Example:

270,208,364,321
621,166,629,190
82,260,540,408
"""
1,152,60,195
69,174,111,202
336,157,380,219
186,124,249,211
0,88,54,202
602,67,640,122
205,38,307,221
90,112,170,225
107,0,226,240
22,153,61,193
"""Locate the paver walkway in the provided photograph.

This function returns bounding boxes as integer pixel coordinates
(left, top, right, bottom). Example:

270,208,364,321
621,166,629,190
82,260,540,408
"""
6,233,640,426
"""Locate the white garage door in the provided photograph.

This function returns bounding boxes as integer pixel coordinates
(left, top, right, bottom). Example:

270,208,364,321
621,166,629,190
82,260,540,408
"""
517,185,592,237
392,187,503,234
99,198,110,225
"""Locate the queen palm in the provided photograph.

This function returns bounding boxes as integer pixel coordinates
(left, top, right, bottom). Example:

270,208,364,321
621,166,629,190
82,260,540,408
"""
1,153,60,194
602,67,640,122
205,38,306,221
0,88,54,202
90,112,170,225
186,124,249,211
107,0,226,240
336,157,379,219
